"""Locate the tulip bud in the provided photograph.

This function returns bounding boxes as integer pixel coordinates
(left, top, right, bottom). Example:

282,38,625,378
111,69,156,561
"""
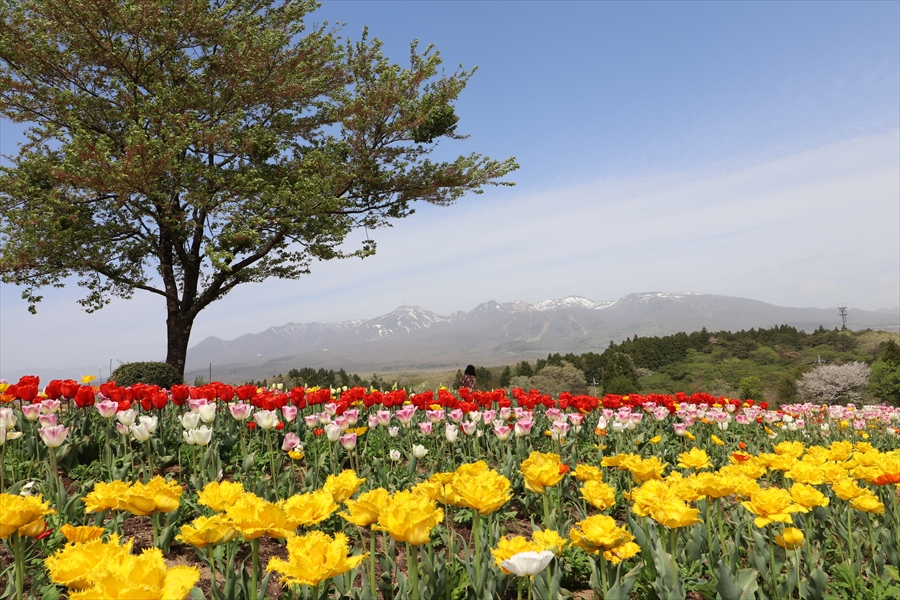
412,444,427,459
389,449,402,461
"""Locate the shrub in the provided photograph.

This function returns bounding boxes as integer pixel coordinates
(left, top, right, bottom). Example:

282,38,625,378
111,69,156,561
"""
109,361,182,388
796,361,870,404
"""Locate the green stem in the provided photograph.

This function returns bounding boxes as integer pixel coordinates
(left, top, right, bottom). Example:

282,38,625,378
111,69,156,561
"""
599,554,608,597
369,528,377,596
207,545,220,600
251,538,260,597
670,527,678,593
769,532,780,600
48,447,59,506
145,439,153,481
847,504,856,596
407,543,420,600
13,533,24,600
473,511,482,586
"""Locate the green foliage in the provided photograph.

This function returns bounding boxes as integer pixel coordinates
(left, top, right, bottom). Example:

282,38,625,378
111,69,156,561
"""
109,361,182,388
498,365,512,388
738,376,765,401
515,361,533,378
0,0,517,377
475,367,494,390
868,359,900,405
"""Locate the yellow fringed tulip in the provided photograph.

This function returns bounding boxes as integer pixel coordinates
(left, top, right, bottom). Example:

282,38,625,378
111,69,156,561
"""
339,488,390,527
198,481,245,512
569,515,633,554
0,493,55,538
323,470,366,503
450,467,512,515
775,527,804,550
266,531,366,587
283,489,338,527
581,480,616,511
375,490,443,546
677,448,712,470
520,451,566,494
741,488,808,528
176,514,239,548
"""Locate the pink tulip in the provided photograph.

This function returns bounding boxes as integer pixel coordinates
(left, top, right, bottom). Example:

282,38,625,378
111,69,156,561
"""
376,410,392,427
21,404,42,421
39,424,69,448
38,413,58,427
395,406,416,427
514,419,533,437
229,402,253,421
96,400,118,419
426,409,445,424
305,414,320,427
493,424,512,441
418,421,433,435
282,432,302,451
448,408,464,423
367,414,379,428
343,409,359,426
481,410,497,425
281,405,297,423
40,399,61,414
460,421,477,436
340,432,357,450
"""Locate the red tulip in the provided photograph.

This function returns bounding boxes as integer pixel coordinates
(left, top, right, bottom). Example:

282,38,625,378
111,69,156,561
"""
74,386,95,408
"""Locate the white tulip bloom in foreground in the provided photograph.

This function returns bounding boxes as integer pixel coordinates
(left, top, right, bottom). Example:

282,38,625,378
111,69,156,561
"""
500,550,555,577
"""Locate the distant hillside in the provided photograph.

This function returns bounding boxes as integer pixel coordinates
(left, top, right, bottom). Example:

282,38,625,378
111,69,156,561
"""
185,292,900,382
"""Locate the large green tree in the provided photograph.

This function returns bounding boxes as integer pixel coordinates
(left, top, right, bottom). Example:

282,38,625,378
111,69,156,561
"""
0,0,517,376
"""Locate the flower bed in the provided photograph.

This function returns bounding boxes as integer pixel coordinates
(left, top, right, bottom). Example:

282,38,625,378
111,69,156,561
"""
1,376,899,599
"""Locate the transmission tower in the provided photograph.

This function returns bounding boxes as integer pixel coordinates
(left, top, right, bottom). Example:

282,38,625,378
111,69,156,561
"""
838,303,848,330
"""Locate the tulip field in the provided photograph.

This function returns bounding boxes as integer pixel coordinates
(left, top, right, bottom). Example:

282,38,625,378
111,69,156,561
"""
1,376,899,600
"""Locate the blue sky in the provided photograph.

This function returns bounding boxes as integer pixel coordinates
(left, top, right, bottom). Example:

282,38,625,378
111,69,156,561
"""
1,1,899,376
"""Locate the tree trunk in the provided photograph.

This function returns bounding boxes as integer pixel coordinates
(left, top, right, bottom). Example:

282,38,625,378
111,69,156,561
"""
165,310,195,382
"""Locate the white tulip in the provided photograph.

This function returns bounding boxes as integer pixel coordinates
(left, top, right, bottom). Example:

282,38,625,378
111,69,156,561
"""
138,415,158,434
130,421,152,442
412,444,428,459
253,410,279,430
198,404,217,424
182,429,196,445
116,409,136,427
445,424,459,443
501,551,555,577
389,449,402,461
180,412,201,430
193,425,213,446
325,423,343,442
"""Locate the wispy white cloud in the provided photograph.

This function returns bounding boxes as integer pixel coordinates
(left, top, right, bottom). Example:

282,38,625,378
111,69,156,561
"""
1,130,898,373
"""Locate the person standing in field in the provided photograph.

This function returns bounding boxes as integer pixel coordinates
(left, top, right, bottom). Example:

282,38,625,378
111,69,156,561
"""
459,365,477,391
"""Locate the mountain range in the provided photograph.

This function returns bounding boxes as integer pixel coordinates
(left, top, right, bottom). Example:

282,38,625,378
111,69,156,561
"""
185,292,900,381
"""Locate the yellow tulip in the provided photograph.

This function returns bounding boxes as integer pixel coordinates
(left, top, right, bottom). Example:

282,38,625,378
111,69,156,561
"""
649,498,701,529
339,488,390,527
283,489,338,528
773,441,805,458
573,464,604,482
323,470,366,503
60,525,105,544
775,527,804,550
789,483,829,510
375,490,443,546
83,480,130,513
198,480,245,512
849,490,884,514
266,531,367,587
450,467,512,515
491,536,537,573
45,534,133,590
741,488,808,527
67,547,199,599
0,493,55,538
832,478,866,501
225,493,293,540
604,541,641,564
581,480,616,511
531,529,567,555
710,435,725,446
520,451,566,494
627,456,667,484
176,514,239,548
677,448,712,470
569,515,634,554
